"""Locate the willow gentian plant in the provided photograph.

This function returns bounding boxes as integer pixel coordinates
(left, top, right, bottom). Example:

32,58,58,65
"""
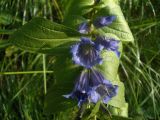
63,15,120,107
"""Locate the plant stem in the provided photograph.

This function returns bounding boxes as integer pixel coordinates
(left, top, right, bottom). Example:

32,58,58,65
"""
43,54,47,94
0,71,53,75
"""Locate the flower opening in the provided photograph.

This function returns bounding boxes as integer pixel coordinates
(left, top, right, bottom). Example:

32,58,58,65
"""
63,70,118,107
71,37,103,68
93,16,116,28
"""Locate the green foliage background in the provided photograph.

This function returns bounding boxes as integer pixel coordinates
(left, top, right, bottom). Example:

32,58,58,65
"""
0,0,160,120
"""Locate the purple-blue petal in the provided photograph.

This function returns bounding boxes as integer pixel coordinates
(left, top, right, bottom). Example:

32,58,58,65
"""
103,96,111,104
114,50,120,58
95,36,120,57
74,91,88,107
93,16,116,28
78,22,89,34
74,71,89,92
71,37,103,68
80,37,94,44
88,89,100,103
90,69,105,86
63,70,118,106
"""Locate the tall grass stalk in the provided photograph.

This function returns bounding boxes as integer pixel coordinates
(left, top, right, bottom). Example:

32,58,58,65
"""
0,0,160,119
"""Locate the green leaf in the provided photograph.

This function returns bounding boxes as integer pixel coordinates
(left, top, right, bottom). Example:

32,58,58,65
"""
0,29,15,35
62,0,94,27
0,12,13,25
87,100,101,120
94,34,128,117
63,15,87,29
96,34,122,82
44,54,82,114
56,107,79,120
94,0,134,42
9,17,80,54
91,0,133,116
107,77,128,117
97,114,132,120
62,0,94,18
0,40,11,50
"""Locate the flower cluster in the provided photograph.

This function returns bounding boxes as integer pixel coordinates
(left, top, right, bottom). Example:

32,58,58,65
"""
78,16,116,34
63,69,118,106
63,15,119,107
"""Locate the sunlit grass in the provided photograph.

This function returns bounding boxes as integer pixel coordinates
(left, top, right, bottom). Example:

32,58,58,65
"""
0,0,160,119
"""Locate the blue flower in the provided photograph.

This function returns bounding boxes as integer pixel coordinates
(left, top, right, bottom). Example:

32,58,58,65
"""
63,70,118,107
78,16,116,34
93,16,116,28
71,37,103,68
89,82,118,104
78,22,89,34
63,71,89,106
95,36,120,57
88,70,118,104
